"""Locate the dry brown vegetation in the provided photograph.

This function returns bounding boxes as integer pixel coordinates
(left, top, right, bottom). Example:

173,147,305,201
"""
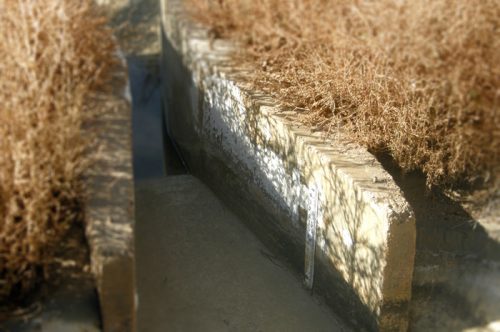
188,0,500,188
0,0,116,302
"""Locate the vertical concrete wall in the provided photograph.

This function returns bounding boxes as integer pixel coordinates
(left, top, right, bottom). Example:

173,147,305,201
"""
160,1,416,330
84,70,135,331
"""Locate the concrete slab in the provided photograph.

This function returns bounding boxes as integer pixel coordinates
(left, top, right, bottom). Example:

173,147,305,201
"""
135,175,349,332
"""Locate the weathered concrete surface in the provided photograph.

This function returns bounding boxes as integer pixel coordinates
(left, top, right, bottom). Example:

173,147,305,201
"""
135,175,350,332
84,71,135,332
84,1,174,330
160,1,416,330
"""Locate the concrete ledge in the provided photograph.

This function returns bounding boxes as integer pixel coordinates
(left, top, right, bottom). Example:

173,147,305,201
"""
160,0,415,330
84,67,135,332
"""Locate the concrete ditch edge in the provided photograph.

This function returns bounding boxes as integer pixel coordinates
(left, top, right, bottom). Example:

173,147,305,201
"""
161,0,416,330
84,64,136,332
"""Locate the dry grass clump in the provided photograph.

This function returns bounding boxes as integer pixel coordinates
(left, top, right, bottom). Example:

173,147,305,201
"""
0,0,116,302
188,0,500,188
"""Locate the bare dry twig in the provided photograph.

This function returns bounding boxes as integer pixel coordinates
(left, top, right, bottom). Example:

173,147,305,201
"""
188,0,500,189
0,0,116,302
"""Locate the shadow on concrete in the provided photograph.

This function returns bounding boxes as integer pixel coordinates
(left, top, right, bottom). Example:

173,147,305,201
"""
375,153,500,330
128,54,166,180
376,154,500,262
109,0,186,181
128,54,186,179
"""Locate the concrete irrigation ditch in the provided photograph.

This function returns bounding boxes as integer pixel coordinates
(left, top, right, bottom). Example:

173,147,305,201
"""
160,1,415,330
3,0,498,331
159,0,500,331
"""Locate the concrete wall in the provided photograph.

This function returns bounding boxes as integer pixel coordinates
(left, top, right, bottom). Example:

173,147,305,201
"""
84,65,135,331
160,0,416,330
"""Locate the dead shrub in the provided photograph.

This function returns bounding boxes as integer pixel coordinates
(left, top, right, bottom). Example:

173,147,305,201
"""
188,0,500,188
0,0,116,302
